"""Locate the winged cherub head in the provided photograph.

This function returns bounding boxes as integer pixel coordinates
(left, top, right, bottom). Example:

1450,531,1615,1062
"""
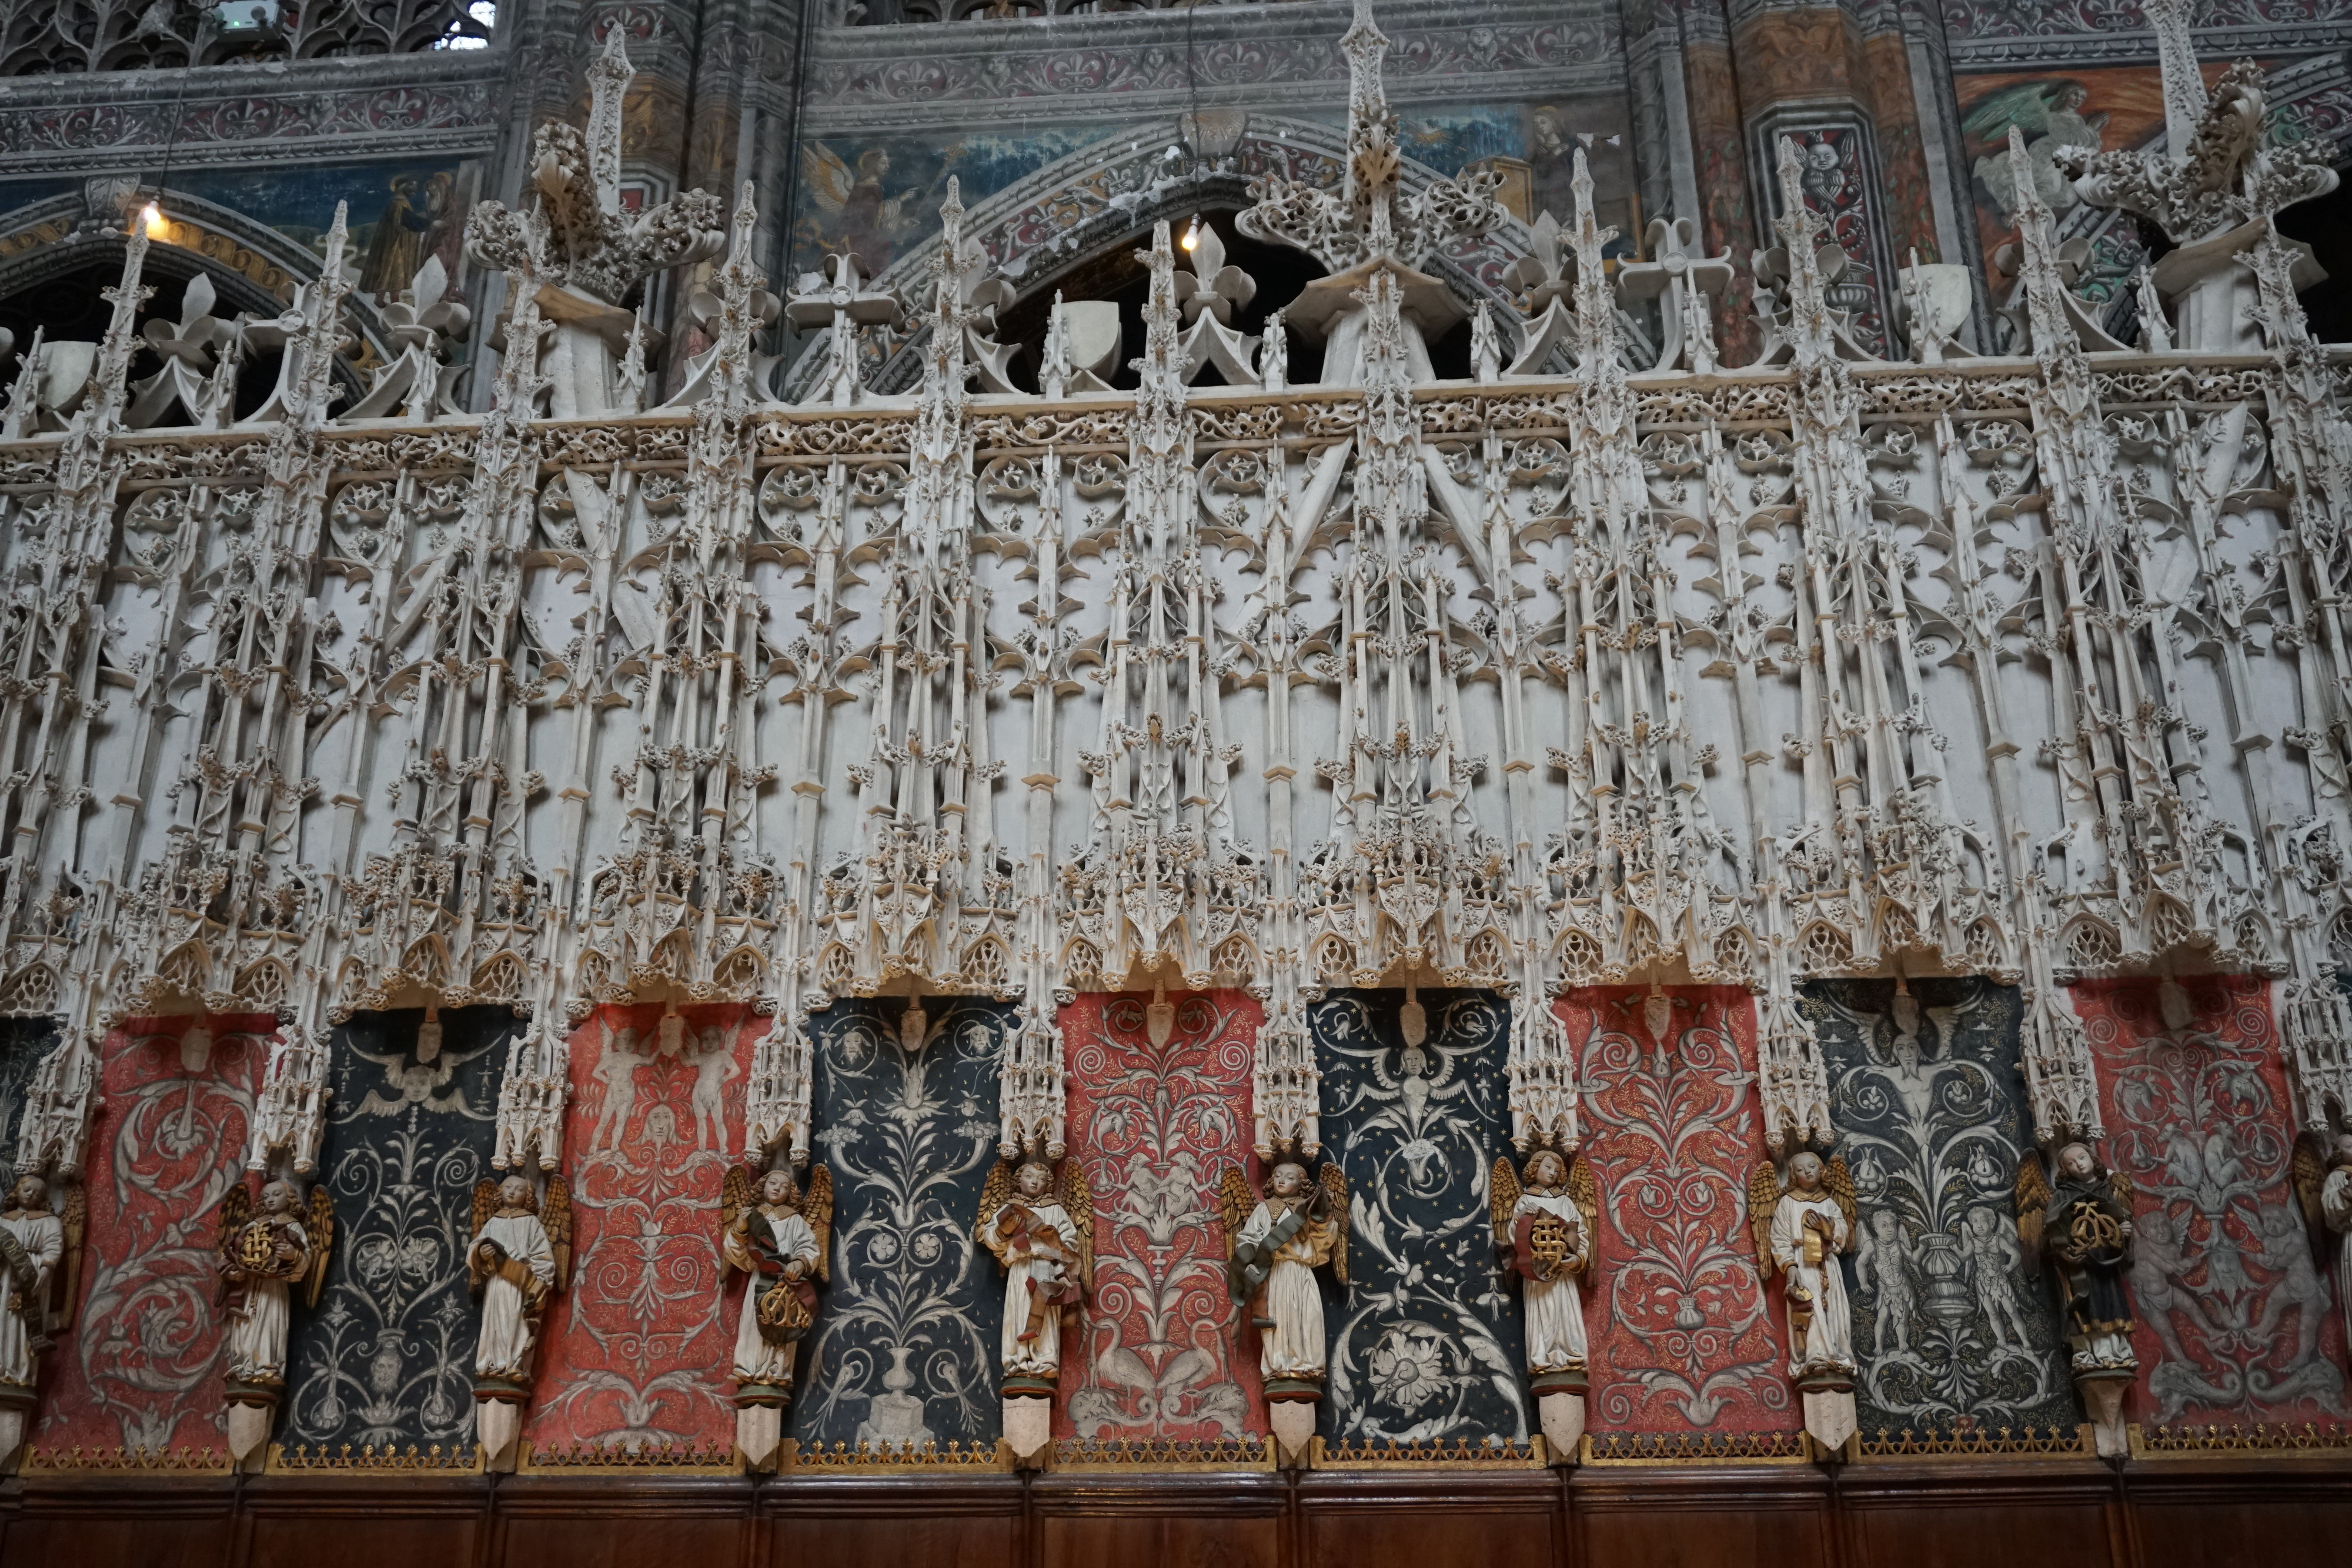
259,1179,298,1215
1016,1162,1053,1200
759,1169,800,1208
1525,1150,1568,1193
1788,1151,1825,1192
1269,1162,1309,1199
2056,1142,2098,1182
8,1174,45,1213
499,1175,536,1213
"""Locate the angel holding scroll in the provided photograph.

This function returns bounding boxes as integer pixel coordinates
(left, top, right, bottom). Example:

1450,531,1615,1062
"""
467,1174,570,1388
1221,1160,1348,1392
722,1165,831,1399
977,1159,1090,1389
1492,1148,1598,1386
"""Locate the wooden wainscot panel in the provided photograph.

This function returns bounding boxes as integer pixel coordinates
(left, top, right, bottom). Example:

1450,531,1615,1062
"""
6,1480,238,1568
495,1476,755,1568
1572,1467,1830,1568
1299,1472,1558,1568
1836,1467,2120,1568
1034,1472,1283,1568
767,1476,1026,1568
2123,1467,2352,1566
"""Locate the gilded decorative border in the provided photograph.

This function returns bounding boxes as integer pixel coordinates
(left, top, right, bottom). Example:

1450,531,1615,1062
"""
23,1444,233,1472
1311,1435,1550,1470
2128,1423,2352,1460
783,1438,1013,1472
1051,1437,1275,1472
517,1437,740,1475
1578,1430,1814,1466
1852,1425,2094,1462
268,1442,482,1474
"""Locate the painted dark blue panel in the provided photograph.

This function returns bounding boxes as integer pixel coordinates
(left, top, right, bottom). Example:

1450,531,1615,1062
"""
1805,978,2078,1440
1312,988,1528,1445
0,1016,60,1172
791,999,1005,1450
279,1007,511,1451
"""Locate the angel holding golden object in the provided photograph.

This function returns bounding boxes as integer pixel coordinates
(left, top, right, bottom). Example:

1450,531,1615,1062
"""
2294,1129,2352,1368
1221,1158,1348,1396
2016,1141,2136,1373
721,1164,831,1402
467,1173,569,1391
215,1178,333,1392
977,1158,1090,1393
1749,1150,1857,1385
1492,1147,1597,1391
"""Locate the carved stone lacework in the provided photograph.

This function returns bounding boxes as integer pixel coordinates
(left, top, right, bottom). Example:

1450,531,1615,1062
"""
0,2,2347,1229
0,0,489,75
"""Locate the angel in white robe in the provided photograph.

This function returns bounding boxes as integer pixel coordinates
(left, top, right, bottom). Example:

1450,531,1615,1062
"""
1493,1149,1595,1378
0,1176,63,1391
980,1161,1087,1380
469,1175,559,1383
1226,1161,1346,1385
219,1180,317,1386
1763,1152,1856,1381
724,1166,827,1393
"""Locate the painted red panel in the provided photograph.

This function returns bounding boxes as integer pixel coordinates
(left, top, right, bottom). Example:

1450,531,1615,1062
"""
1561,985,1799,1437
1054,990,1267,1441
2076,975,2352,1429
522,1002,760,1452
31,1013,273,1456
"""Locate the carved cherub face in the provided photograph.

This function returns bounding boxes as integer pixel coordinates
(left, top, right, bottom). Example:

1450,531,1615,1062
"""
2057,1143,2097,1182
260,1180,296,1215
1016,1162,1052,1199
1270,1162,1308,1198
1526,1151,1566,1189
1789,1152,1823,1192
2333,1134,2352,1168
10,1175,45,1212
1965,1206,1996,1237
500,1175,533,1210
760,1170,799,1206
1871,1209,1902,1242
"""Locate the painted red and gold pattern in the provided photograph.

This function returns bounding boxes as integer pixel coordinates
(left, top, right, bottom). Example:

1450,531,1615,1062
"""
522,1001,760,1452
1560,985,1798,1437
1054,990,1266,1442
2075,976,2352,1429
31,1013,273,1456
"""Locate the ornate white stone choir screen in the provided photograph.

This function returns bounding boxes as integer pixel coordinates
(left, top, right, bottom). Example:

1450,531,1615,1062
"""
5,0,2352,1477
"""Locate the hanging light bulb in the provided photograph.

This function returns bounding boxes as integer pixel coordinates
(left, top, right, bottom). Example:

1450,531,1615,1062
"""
1181,218,1200,253
141,200,168,240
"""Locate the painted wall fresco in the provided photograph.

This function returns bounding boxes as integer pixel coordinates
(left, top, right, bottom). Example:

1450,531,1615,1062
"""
166,159,482,301
2076,975,2352,1429
1565,986,1795,1437
1806,979,2077,1440
1054,989,1264,1442
279,1007,512,1453
790,999,1005,1452
0,1017,60,1171
522,1002,759,1453
1312,988,1527,1445
30,1014,272,1456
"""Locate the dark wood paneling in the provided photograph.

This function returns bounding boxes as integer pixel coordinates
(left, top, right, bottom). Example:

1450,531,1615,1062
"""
1301,1477,1555,1568
1847,1500,2114,1568
1573,1470,1828,1568
773,1510,1020,1568
247,1509,483,1568
5,1507,236,1568
499,1513,749,1568
2127,1491,2352,1568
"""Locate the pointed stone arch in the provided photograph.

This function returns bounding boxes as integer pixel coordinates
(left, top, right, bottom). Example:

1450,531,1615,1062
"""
781,113,1543,400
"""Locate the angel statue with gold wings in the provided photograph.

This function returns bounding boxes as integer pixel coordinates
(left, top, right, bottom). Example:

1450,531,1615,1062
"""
467,1172,570,1392
721,1164,831,1403
2017,1142,2136,1373
2294,1129,2352,1360
977,1158,1090,1393
1492,1146,1598,1393
1220,1158,1348,1398
1749,1150,1857,1385
215,1178,334,1394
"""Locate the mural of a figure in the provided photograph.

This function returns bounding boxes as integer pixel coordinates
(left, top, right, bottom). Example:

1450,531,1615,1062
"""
801,145,927,276
978,1159,1090,1390
360,172,462,299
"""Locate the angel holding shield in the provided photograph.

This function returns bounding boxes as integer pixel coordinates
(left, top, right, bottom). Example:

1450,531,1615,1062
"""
721,1164,831,1402
1491,1146,1598,1389
1220,1159,1348,1394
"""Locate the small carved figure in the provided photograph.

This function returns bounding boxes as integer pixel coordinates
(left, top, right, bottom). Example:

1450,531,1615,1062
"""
1220,1158,1347,1394
977,1158,1091,1390
1855,1208,1917,1355
721,1164,831,1400
0,1175,74,1396
214,1178,333,1389
1490,1147,1596,1387
2291,1131,2352,1368
1750,1150,1857,1383
2018,1141,2136,1372
1960,1203,2033,1352
467,1174,569,1388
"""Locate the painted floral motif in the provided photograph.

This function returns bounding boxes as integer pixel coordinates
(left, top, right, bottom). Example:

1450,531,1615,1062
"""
1807,979,2076,1438
1315,989,1526,1445
1055,990,1262,1441
790,1001,1003,1450
31,1015,270,1454
524,1002,758,1450
1567,986,1793,1435
2077,976,2351,1427
281,1007,509,1450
